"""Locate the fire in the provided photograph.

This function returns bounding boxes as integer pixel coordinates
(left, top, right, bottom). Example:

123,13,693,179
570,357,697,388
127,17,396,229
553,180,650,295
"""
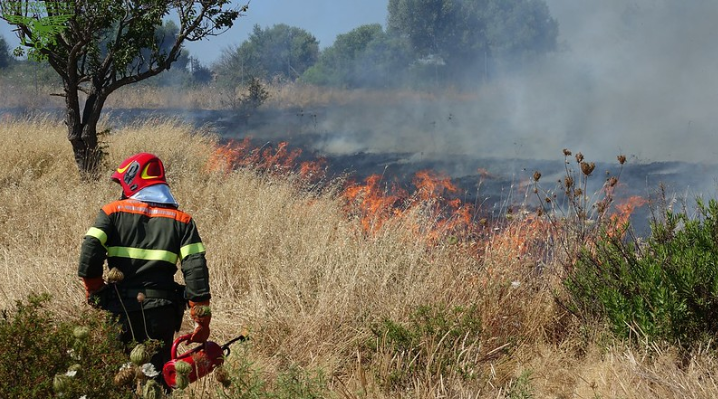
343,174,407,232
205,138,326,181
484,211,554,262
343,170,475,245
609,195,647,235
205,138,568,262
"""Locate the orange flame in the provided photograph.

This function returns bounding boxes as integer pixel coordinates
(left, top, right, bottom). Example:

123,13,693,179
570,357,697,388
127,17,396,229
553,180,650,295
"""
205,138,326,182
609,195,647,235
342,170,477,246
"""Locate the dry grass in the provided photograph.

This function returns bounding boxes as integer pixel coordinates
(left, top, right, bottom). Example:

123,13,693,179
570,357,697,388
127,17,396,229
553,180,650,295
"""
1,115,716,398
0,76,477,112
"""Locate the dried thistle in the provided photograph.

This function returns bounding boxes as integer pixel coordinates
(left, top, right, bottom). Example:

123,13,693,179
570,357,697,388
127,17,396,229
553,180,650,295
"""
106,267,124,284
214,366,231,388
563,148,572,156
114,366,136,387
617,154,627,165
580,161,595,176
532,171,541,181
564,176,574,189
596,200,607,214
575,152,584,163
608,176,618,187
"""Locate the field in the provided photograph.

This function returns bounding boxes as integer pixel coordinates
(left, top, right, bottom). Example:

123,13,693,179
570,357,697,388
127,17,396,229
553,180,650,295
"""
2,106,718,398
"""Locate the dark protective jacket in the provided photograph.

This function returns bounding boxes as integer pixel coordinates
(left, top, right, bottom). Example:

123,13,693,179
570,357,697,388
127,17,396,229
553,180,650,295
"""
78,198,210,312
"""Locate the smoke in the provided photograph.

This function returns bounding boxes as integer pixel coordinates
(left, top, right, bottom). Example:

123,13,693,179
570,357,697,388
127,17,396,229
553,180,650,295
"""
301,0,718,167
489,0,718,163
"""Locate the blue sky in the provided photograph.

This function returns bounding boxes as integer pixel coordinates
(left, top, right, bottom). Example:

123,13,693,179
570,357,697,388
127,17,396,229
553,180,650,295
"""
0,0,390,64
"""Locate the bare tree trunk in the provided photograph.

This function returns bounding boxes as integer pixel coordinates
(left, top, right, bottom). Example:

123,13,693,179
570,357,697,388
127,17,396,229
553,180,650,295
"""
66,82,106,179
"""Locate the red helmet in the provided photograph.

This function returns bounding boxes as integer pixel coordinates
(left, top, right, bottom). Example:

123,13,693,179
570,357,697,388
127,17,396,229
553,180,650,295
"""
111,153,167,198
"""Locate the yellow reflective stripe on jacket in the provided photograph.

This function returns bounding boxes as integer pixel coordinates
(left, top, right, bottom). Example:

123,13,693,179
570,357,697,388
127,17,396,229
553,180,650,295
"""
180,242,206,259
107,247,179,264
86,227,108,246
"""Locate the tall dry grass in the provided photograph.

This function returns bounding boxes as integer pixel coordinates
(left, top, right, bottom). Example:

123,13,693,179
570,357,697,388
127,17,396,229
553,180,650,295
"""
1,115,717,398
0,76,477,112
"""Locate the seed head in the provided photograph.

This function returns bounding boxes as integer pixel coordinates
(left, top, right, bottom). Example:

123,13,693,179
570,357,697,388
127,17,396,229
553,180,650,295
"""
68,364,82,377
106,268,124,284
608,176,618,187
562,148,572,156
175,374,190,390
580,161,595,176
174,360,192,376
136,292,146,303
532,171,541,181
143,379,163,399
73,326,89,340
53,374,70,393
575,152,584,163
617,154,627,165
114,367,136,387
130,344,151,366
214,366,231,387
564,176,574,189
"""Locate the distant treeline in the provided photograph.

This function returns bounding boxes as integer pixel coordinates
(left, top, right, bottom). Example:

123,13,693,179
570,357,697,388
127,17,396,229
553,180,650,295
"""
0,0,558,90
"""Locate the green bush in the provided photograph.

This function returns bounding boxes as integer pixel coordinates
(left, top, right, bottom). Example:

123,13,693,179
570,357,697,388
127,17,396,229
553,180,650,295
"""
567,198,718,348
0,294,132,399
366,304,483,390
217,346,328,399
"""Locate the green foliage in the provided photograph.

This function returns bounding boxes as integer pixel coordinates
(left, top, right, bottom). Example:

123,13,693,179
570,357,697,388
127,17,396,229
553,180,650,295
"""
366,303,483,390
505,370,535,399
0,34,11,68
217,346,328,399
215,23,319,84
0,0,247,175
387,0,558,83
300,24,412,88
567,198,718,348
0,294,132,399
221,77,270,123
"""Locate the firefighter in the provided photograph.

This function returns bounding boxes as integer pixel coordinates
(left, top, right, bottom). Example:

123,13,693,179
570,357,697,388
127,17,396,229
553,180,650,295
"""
77,152,211,386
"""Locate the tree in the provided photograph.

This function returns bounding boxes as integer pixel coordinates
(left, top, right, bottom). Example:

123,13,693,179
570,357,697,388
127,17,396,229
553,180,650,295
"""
387,0,558,81
0,34,10,68
214,23,318,84
0,1,248,177
301,24,412,88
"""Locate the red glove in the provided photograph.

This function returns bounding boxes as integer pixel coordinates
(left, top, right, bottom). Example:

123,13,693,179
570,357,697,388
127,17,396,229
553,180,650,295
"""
82,277,106,303
189,300,212,343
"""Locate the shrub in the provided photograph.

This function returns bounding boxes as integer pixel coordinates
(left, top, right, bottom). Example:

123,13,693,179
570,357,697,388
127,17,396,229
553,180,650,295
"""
216,347,328,399
0,294,132,399
365,303,483,390
566,198,718,348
